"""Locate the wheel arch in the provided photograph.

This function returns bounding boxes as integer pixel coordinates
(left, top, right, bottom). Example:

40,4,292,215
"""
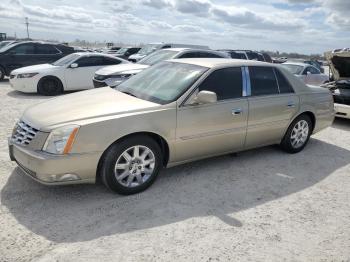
37,75,65,92
96,131,170,180
291,111,316,132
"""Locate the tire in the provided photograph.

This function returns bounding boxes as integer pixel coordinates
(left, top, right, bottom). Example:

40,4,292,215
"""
100,135,163,195
280,114,312,154
0,67,5,81
37,77,63,96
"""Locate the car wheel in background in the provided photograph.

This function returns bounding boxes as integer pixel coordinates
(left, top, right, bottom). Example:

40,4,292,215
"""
100,135,162,195
280,114,312,154
0,67,5,80
37,76,63,96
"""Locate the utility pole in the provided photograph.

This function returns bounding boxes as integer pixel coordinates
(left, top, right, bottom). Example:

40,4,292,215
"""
25,17,29,39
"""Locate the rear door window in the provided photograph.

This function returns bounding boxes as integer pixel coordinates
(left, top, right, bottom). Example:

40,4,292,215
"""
76,56,104,67
36,44,60,54
198,67,243,101
274,68,294,94
249,66,279,96
103,57,122,65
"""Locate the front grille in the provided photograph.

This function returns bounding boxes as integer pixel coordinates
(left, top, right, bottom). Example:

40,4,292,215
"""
10,74,15,79
11,121,38,145
93,79,108,88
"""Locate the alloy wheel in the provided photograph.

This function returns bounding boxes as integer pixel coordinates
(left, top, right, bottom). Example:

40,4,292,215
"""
290,120,309,149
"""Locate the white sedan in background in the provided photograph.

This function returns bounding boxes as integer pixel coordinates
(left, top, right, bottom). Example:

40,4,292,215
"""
9,53,129,95
281,62,329,86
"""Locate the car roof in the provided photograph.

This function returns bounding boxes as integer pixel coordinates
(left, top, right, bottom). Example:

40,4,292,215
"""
167,58,271,68
75,52,122,58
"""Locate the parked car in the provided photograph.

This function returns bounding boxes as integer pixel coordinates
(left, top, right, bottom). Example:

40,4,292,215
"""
112,47,141,60
93,48,229,88
219,50,272,62
9,53,129,95
0,40,17,50
281,62,329,86
0,41,75,80
9,59,334,194
323,49,350,119
128,43,209,62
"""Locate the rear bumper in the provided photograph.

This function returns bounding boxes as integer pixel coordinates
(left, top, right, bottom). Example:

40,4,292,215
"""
334,103,350,119
9,140,101,185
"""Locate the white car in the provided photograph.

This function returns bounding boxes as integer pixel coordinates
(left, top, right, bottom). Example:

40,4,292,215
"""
281,62,329,86
93,48,229,88
9,53,129,95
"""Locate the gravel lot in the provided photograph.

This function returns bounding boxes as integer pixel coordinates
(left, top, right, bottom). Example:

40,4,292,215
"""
0,79,350,262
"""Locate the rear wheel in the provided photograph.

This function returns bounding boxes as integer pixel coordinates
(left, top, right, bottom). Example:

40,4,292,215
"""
280,114,312,153
100,135,162,195
37,77,63,96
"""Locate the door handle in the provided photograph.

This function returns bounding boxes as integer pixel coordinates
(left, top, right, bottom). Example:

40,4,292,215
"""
287,102,295,108
232,108,243,115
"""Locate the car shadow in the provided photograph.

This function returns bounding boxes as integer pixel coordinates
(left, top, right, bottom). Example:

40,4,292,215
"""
1,138,349,243
333,118,350,131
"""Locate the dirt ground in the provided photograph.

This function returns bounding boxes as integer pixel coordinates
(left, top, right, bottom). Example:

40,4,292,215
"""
0,80,349,262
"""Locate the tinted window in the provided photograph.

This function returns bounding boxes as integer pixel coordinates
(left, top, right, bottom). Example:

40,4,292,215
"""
103,57,122,65
36,44,59,54
179,52,201,58
200,52,224,58
76,56,104,67
198,67,242,100
9,44,35,54
249,66,279,96
230,52,246,59
275,69,294,94
303,66,319,75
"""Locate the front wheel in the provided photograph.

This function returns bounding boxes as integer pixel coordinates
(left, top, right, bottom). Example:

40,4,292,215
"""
100,135,162,195
37,77,63,96
280,115,312,153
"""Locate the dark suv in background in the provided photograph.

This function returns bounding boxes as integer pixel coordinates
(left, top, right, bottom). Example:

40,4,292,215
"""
0,41,75,80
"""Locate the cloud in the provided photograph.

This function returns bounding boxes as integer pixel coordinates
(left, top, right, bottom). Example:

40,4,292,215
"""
142,0,171,9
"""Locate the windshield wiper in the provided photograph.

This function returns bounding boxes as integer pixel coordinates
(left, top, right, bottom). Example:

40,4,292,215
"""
120,90,137,97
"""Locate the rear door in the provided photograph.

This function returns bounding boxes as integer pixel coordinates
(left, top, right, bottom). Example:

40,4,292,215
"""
245,66,299,148
175,67,248,162
34,44,62,64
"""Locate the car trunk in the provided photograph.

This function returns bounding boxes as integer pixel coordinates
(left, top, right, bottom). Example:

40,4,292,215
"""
323,49,350,105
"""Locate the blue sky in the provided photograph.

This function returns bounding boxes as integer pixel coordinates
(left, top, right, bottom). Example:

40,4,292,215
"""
0,0,349,54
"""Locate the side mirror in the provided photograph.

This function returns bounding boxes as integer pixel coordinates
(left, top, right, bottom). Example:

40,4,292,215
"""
192,90,217,104
70,63,78,68
306,71,311,75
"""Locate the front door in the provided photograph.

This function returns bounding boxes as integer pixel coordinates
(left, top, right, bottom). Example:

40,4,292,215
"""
175,67,248,163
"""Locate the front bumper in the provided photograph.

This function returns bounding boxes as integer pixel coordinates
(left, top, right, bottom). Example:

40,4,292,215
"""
93,79,108,88
9,140,101,185
9,76,39,93
334,103,350,119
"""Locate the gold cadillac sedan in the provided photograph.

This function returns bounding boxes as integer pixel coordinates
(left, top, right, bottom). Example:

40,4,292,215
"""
8,59,334,194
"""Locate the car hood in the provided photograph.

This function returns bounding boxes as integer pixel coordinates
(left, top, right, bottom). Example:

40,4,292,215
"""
325,50,350,81
11,64,58,74
95,64,149,76
22,87,160,130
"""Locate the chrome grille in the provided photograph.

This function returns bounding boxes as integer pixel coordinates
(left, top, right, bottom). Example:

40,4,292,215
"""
11,121,38,145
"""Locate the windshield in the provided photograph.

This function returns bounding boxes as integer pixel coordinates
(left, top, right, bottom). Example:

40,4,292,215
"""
137,44,161,55
0,42,17,53
117,61,207,104
116,47,128,55
52,53,80,66
138,50,178,66
282,64,304,75
0,41,12,50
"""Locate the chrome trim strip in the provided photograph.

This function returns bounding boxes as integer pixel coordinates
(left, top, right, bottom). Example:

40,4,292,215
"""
242,66,247,97
244,67,251,96
180,126,246,140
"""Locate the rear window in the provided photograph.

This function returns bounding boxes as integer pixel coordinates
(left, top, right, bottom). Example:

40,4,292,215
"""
249,66,279,96
275,69,294,93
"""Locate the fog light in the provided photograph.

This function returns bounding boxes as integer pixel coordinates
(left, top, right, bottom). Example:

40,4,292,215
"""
48,173,81,182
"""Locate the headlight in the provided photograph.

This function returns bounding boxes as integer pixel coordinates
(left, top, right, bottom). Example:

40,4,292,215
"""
43,125,80,154
17,73,38,78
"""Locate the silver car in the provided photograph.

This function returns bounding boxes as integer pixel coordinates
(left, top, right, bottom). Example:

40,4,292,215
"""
282,62,329,86
9,59,334,194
